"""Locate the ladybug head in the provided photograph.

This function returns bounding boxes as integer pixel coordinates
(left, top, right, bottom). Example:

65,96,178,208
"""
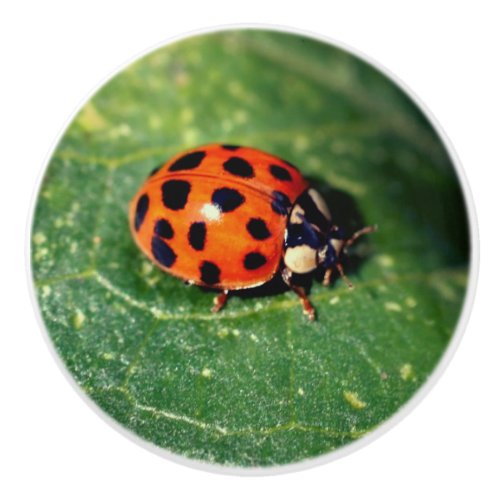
283,188,376,282
317,223,377,287
317,225,345,268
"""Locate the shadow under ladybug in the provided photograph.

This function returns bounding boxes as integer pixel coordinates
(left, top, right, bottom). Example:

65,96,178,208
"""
203,178,377,320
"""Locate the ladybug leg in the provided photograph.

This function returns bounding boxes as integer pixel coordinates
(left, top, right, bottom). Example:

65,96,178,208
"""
322,268,333,286
335,262,354,289
212,290,230,313
324,262,354,289
281,266,293,287
281,268,316,321
291,285,316,321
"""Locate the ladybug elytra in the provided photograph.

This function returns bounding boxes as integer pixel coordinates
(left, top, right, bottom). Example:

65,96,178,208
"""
129,144,375,320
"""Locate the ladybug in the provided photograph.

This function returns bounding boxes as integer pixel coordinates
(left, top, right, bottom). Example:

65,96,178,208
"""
129,144,375,320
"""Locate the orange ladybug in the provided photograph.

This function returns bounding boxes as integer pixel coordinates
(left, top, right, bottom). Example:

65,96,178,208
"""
129,144,375,320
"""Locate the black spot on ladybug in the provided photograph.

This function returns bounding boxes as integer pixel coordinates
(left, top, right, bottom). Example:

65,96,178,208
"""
223,157,255,178
169,151,206,172
154,218,174,239
246,218,271,240
134,194,149,231
162,180,191,210
151,236,177,268
188,222,206,251
212,187,245,212
200,261,220,285
244,252,267,270
271,191,292,215
270,164,292,181
148,164,162,177
221,144,241,151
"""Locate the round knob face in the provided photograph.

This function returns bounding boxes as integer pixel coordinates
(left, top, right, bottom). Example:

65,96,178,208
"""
29,26,475,474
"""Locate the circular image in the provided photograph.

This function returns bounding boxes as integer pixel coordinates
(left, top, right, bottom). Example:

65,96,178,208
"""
30,28,472,471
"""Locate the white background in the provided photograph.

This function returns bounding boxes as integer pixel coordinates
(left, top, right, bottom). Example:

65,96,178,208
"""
1,1,498,498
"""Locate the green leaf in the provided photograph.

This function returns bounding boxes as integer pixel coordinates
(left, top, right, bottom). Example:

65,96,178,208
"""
31,30,469,467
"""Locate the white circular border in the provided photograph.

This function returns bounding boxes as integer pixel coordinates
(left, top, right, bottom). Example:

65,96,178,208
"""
26,22,479,476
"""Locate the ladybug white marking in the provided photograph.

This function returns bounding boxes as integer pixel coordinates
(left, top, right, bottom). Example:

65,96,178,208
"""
201,202,222,221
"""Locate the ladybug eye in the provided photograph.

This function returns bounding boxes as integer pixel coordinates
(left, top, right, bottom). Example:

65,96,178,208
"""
329,226,345,240
322,243,337,268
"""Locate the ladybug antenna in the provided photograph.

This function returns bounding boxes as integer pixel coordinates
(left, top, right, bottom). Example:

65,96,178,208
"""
343,224,378,252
